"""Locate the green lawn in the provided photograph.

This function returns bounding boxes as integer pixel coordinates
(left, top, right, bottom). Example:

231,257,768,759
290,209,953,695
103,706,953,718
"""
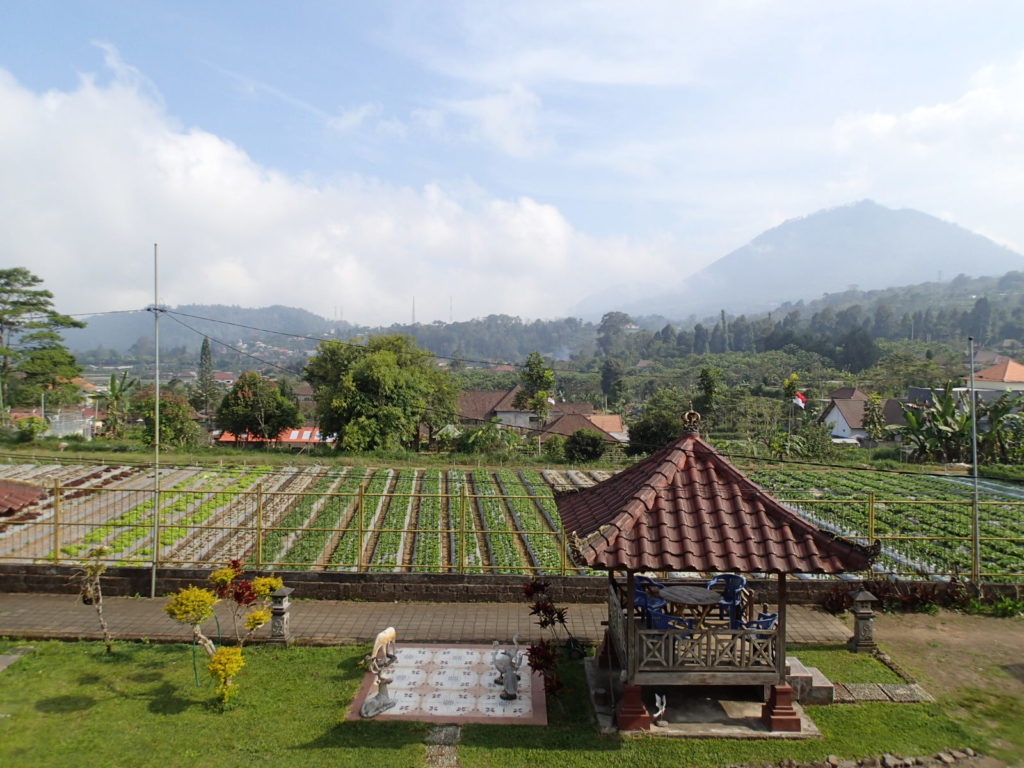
788,644,904,684
0,641,426,768
0,640,987,768
459,651,978,768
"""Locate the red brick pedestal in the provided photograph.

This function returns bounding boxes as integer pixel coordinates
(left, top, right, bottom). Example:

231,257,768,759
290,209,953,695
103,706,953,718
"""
761,684,802,732
616,684,651,731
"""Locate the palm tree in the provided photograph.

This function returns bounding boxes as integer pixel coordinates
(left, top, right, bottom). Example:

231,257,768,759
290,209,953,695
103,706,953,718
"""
99,371,139,438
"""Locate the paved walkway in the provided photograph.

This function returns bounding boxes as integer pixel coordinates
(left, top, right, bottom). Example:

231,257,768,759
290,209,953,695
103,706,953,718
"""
0,593,849,646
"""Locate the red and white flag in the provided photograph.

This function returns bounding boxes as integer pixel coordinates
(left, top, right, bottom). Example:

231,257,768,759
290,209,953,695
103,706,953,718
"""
792,392,807,409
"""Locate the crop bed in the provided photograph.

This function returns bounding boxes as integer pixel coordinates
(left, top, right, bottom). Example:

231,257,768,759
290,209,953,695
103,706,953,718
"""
2,461,1022,577
747,468,1024,576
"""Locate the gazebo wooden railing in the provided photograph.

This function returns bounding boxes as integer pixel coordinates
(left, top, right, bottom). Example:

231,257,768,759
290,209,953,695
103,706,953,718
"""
607,581,782,687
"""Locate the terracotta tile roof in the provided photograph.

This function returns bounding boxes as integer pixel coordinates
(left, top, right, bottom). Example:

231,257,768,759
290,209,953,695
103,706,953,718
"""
0,480,45,516
493,385,523,412
824,398,907,430
457,389,513,421
541,413,617,442
586,414,624,434
458,387,596,423
557,432,873,574
971,359,1024,383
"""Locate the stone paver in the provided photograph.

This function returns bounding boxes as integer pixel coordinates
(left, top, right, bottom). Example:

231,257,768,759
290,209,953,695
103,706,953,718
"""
843,682,890,702
880,682,934,703
0,593,848,646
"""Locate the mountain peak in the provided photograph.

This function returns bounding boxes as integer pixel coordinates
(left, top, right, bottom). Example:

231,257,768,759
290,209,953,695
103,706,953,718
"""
595,201,1023,321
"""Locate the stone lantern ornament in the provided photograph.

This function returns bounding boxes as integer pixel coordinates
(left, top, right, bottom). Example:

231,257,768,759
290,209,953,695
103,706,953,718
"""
847,589,878,653
268,586,294,646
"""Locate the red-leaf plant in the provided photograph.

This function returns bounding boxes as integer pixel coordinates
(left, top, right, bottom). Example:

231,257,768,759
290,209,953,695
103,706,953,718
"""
521,579,587,698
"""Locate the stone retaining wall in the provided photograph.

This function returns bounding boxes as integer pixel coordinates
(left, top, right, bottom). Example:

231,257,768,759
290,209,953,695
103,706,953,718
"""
0,564,1018,603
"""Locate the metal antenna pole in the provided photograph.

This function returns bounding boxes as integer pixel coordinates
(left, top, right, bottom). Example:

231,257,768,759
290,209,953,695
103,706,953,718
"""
968,336,980,582
150,244,162,598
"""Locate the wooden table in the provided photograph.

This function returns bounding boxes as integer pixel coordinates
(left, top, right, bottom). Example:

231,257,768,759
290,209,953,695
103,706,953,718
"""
657,585,721,626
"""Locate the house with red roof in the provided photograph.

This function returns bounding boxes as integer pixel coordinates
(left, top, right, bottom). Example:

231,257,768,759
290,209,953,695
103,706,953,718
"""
965,358,1024,392
457,385,627,443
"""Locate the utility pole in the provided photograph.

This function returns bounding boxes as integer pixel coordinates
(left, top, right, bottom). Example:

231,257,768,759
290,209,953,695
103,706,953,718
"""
149,244,163,598
968,336,980,582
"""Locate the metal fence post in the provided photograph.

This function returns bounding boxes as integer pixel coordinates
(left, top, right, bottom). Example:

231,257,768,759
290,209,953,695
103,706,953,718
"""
460,484,467,574
52,480,62,563
357,484,365,572
560,530,568,575
971,497,981,582
255,483,264,569
867,493,876,545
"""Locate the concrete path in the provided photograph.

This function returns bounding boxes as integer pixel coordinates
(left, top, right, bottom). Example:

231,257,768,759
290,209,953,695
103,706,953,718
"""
0,593,849,646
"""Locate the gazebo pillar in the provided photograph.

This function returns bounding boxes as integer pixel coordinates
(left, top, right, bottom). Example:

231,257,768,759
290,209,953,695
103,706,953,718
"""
616,570,651,731
761,572,801,732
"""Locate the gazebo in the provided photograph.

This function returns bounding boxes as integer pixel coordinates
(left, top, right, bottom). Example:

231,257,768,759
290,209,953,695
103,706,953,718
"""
557,413,876,731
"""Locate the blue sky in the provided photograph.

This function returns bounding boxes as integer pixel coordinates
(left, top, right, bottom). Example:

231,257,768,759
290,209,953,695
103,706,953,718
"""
3,1,1024,324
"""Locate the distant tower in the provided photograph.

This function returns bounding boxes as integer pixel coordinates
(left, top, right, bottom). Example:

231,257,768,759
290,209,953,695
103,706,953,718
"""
449,296,453,324
412,296,416,325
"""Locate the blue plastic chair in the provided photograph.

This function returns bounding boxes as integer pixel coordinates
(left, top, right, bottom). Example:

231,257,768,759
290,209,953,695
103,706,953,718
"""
635,575,664,590
633,589,667,617
707,574,748,628
646,607,695,634
743,612,778,631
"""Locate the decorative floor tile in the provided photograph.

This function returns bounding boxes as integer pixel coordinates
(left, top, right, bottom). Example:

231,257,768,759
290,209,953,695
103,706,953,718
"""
347,643,547,725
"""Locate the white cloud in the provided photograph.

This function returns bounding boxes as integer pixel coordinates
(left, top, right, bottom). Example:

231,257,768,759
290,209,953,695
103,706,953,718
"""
444,84,549,157
328,102,382,133
831,53,1024,252
0,58,674,325
403,1,774,88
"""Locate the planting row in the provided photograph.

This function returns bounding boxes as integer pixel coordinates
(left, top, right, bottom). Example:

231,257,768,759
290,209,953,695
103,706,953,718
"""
750,468,1024,576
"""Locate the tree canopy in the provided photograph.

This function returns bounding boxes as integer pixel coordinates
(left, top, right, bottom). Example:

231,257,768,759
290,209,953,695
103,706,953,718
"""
0,268,84,414
513,351,554,422
215,372,301,442
304,334,456,451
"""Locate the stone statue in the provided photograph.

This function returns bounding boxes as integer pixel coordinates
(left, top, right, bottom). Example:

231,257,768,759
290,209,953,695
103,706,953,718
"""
371,626,397,667
360,660,395,718
360,626,399,718
491,634,525,701
651,693,667,726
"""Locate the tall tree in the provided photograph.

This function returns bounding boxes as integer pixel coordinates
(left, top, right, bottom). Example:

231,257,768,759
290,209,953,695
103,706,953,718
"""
513,351,555,423
600,358,627,406
304,335,456,451
0,268,84,416
189,337,220,426
692,323,710,355
215,372,301,443
596,311,632,356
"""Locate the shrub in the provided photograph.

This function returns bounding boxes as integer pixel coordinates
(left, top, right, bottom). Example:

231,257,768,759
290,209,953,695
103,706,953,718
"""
564,429,606,463
542,436,565,463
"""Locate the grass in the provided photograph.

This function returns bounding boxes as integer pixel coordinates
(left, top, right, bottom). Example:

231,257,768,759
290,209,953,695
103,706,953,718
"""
0,640,425,768
788,644,904,684
0,640,996,768
458,653,978,768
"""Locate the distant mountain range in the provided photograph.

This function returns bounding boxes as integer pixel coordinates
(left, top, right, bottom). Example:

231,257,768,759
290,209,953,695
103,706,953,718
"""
63,200,1024,356
63,304,345,353
572,200,1024,321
